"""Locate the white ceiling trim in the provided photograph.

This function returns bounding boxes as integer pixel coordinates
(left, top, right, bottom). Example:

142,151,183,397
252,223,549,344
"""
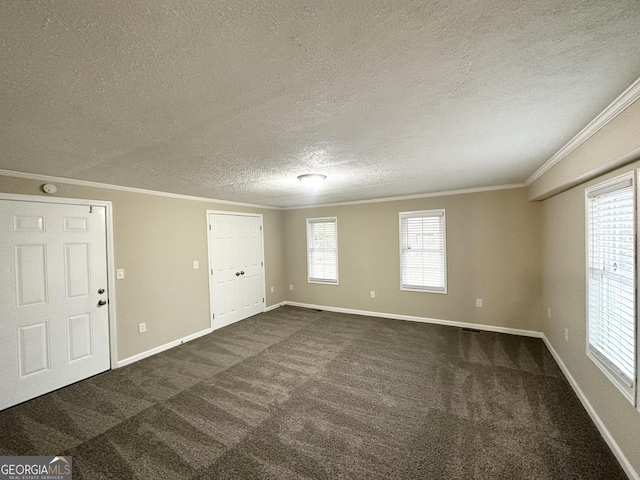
283,183,526,210
526,76,640,186
0,168,527,211
0,169,282,211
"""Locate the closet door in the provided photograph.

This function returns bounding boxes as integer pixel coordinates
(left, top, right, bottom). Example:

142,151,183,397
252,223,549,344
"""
208,213,264,329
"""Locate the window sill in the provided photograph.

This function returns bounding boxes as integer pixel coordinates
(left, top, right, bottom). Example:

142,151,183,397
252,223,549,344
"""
401,286,447,294
308,280,339,285
587,349,635,406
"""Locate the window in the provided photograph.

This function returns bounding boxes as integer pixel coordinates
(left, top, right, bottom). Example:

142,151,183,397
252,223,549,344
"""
586,173,636,403
306,217,338,284
400,210,447,293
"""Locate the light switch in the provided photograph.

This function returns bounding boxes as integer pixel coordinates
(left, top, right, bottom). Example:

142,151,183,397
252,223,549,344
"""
193,260,199,269
116,269,125,280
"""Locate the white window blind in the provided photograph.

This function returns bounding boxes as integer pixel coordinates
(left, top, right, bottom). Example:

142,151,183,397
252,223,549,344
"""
587,176,636,400
400,210,446,293
307,217,338,284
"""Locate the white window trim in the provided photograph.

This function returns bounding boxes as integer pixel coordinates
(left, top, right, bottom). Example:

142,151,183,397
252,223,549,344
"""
584,171,637,405
399,209,447,294
306,217,339,285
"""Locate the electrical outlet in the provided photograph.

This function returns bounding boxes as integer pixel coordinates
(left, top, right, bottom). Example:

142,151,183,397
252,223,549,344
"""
476,299,483,307
289,284,293,291
193,260,199,269
547,307,551,319
270,286,274,293
116,269,125,280
564,328,569,342
138,323,146,334
370,290,375,298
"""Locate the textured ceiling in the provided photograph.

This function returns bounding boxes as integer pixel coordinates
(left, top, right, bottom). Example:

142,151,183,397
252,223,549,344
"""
1,1,640,207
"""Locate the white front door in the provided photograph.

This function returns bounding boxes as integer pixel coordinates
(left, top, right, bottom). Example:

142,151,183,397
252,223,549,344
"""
0,200,111,411
208,213,264,329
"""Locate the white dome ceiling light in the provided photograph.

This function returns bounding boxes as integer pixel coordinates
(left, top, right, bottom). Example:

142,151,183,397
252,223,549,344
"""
297,174,327,189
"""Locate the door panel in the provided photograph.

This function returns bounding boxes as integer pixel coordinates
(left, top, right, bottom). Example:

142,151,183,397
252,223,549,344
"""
64,243,91,298
14,244,48,307
208,213,264,329
63,217,88,232
0,200,110,411
13,215,45,232
67,313,93,362
18,321,49,377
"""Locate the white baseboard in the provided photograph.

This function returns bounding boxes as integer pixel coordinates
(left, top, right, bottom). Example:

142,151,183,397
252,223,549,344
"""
116,327,213,368
265,302,285,312
541,334,638,480
115,304,287,369
283,301,543,338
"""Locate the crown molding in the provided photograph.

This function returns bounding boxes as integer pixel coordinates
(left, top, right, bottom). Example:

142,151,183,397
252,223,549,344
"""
0,168,526,210
0,169,282,210
526,76,640,186
283,183,526,210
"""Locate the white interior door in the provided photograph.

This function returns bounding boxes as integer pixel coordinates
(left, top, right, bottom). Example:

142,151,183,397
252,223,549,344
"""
208,213,264,329
0,200,111,411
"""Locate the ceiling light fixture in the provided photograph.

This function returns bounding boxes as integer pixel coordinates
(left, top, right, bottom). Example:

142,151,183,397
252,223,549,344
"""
297,173,327,189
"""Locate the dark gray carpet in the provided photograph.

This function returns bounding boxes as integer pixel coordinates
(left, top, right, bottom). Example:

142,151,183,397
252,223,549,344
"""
0,306,626,479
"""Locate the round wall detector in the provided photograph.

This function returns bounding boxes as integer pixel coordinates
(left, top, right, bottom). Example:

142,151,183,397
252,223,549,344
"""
42,183,58,194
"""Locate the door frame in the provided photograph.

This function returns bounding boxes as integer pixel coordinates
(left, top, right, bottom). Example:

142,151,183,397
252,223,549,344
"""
0,193,119,368
206,210,266,330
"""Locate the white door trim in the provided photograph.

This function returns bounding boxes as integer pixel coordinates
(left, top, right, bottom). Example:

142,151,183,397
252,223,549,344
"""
0,193,118,368
205,210,266,330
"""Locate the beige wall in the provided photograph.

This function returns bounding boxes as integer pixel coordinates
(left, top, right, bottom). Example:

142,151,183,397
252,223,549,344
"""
0,175,286,361
284,188,542,332
539,161,640,475
530,96,640,475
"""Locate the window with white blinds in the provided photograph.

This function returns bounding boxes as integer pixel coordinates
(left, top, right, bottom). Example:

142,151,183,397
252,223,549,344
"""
306,217,338,284
399,210,447,293
586,174,636,402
